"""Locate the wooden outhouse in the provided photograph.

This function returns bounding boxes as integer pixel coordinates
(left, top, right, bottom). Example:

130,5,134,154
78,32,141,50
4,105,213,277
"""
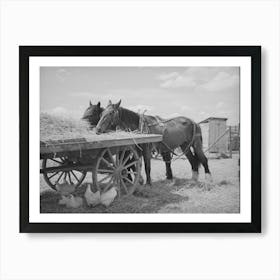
199,117,228,153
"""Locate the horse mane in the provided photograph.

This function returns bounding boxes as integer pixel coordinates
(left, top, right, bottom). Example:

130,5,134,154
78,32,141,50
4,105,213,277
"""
118,107,140,130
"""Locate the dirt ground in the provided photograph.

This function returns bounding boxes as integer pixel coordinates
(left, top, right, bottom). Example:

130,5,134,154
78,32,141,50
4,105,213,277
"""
40,153,240,213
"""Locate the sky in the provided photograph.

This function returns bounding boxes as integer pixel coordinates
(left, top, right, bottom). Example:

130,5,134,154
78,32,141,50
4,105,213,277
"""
40,66,240,125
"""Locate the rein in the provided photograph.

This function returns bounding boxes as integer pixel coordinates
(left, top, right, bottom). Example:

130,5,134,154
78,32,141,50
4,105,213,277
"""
113,108,144,151
112,108,200,163
140,112,199,162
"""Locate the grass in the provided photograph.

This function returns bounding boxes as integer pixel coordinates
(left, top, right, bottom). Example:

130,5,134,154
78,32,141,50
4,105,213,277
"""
40,175,239,214
40,180,188,213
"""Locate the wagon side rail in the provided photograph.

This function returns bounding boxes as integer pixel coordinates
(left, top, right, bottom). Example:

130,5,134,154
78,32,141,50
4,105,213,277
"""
40,134,162,159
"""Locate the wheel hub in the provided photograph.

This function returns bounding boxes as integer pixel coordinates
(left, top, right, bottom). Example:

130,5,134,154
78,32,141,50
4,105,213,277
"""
114,165,126,177
121,169,128,176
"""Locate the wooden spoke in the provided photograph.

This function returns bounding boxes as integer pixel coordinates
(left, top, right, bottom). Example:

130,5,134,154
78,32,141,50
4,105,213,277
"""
120,178,128,194
55,171,64,184
68,172,73,184
70,170,79,182
122,175,134,185
100,157,114,169
127,170,137,176
48,171,60,180
98,173,113,184
102,177,114,193
93,146,140,196
124,160,139,169
119,149,126,164
122,153,131,166
42,157,87,191
50,158,64,164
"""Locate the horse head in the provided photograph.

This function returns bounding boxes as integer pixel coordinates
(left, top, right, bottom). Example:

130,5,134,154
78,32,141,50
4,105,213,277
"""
96,99,121,134
82,100,103,127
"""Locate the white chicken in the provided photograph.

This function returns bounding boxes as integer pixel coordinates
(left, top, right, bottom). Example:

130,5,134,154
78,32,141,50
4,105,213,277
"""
55,179,75,196
65,194,83,208
58,195,68,205
84,183,101,207
100,187,117,207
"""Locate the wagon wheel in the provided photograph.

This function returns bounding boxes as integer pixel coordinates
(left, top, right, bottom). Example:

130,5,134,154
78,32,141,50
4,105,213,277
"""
92,146,141,197
42,157,87,191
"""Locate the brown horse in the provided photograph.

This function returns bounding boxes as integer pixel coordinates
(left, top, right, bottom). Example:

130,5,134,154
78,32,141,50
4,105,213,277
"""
82,100,144,185
96,100,212,185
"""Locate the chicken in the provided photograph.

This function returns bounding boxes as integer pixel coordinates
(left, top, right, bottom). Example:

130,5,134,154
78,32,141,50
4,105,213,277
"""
84,183,100,207
58,195,68,205
100,187,117,207
65,194,83,208
55,179,75,196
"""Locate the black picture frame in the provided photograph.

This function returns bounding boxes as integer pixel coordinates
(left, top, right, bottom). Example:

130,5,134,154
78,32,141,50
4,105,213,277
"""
20,46,261,233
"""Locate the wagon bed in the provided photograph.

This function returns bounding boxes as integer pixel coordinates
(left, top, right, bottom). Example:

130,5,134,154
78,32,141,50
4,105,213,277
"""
40,131,162,197
40,132,162,159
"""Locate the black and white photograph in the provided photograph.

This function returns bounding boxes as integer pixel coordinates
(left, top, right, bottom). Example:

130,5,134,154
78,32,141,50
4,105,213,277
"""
40,66,241,214
19,46,260,233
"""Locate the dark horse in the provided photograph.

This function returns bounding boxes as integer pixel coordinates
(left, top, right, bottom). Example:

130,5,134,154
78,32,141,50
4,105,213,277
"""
96,100,212,186
82,101,104,127
82,100,144,185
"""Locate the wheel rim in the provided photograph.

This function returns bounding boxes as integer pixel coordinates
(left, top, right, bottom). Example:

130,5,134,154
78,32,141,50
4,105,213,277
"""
93,146,141,197
42,157,87,190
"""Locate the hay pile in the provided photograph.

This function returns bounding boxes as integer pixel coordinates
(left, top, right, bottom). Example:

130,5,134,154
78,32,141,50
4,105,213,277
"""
40,113,93,141
40,113,144,142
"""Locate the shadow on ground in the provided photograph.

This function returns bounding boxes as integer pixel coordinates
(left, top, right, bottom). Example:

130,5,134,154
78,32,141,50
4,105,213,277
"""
40,178,193,214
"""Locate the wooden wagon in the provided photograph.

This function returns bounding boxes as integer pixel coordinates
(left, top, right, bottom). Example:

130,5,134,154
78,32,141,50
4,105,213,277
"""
40,133,162,196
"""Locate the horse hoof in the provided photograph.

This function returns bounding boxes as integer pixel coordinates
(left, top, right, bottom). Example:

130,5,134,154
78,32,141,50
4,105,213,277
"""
191,171,199,181
166,179,175,187
205,173,213,184
139,176,144,185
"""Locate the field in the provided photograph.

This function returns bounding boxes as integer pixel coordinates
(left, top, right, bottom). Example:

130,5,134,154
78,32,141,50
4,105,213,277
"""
40,113,240,213
40,154,240,214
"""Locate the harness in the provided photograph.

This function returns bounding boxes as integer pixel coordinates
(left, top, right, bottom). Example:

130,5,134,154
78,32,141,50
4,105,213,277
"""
139,113,200,162
111,108,201,163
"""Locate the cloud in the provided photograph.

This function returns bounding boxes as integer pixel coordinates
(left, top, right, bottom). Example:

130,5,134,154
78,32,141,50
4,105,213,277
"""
55,69,71,82
156,67,239,91
157,72,197,88
157,72,180,81
199,71,239,91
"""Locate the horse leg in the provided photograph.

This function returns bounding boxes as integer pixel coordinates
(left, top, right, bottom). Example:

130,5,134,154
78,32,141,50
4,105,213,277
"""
142,144,152,185
180,143,199,182
121,147,144,186
193,146,213,190
161,152,173,180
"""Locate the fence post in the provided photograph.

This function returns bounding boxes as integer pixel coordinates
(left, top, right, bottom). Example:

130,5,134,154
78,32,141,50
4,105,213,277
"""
229,126,232,158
